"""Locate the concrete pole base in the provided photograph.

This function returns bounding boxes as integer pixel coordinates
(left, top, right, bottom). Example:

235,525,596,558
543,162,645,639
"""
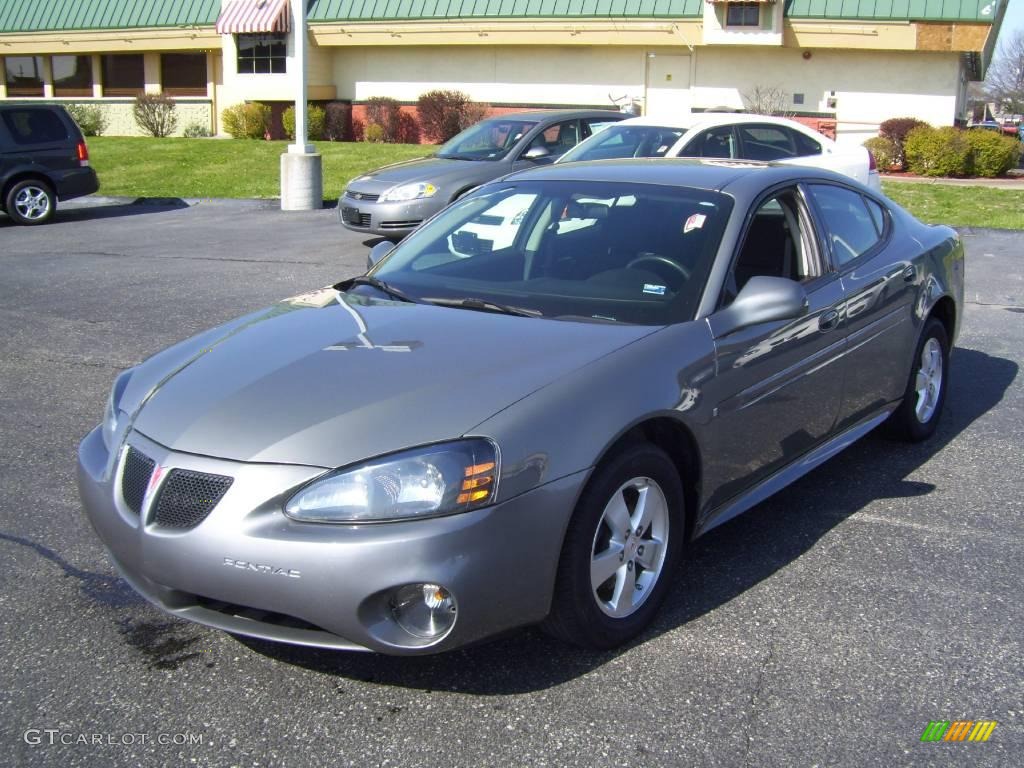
280,152,323,211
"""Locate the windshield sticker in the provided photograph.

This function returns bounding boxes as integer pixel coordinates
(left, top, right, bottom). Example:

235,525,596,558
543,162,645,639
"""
643,284,667,296
684,213,707,233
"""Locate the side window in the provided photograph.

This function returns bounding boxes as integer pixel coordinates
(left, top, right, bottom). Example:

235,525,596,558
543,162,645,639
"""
863,197,886,236
679,126,737,159
738,125,797,160
1,109,68,145
581,118,619,139
791,129,822,156
525,121,581,158
808,184,883,265
723,190,820,305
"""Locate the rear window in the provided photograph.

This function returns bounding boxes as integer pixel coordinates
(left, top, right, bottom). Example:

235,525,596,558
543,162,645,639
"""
2,108,69,145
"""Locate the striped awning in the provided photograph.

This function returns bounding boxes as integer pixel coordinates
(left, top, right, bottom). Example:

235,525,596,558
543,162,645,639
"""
216,0,290,34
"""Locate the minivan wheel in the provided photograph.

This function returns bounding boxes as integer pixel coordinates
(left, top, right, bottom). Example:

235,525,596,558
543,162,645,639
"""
6,180,55,225
886,317,949,442
542,444,684,650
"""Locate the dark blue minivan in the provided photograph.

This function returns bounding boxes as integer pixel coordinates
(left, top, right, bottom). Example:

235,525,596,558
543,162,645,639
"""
1,104,99,225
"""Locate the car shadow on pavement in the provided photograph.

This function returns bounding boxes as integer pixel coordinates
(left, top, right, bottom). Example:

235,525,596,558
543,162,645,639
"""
242,346,1017,694
0,198,189,227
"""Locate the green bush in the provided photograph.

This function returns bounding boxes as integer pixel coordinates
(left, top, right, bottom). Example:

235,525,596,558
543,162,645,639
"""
904,126,971,177
133,93,178,138
964,129,1021,177
365,97,402,143
863,136,899,170
182,121,213,138
65,104,107,137
282,104,326,141
416,89,489,143
363,123,385,143
878,117,928,170
221,102,270,139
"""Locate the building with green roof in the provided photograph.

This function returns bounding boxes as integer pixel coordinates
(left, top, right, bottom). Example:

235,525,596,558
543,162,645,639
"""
0,0,1007,144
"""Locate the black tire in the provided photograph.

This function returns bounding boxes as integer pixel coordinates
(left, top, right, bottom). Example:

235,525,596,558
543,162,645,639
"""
541,443,685,650
5,179,56,225
886,317,950,442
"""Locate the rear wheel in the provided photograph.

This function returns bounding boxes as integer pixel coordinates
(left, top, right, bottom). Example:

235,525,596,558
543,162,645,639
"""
542,444,684,649
6,179,55,225
886,317,949,441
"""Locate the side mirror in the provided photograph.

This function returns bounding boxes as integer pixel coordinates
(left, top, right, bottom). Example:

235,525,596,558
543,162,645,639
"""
707,276,809,338
522,146,552,161
367,241,395,270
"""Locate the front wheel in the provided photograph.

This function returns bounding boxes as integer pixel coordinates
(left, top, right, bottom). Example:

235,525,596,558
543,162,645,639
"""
541,444,684,649
886,317,949,442
6,179,56,225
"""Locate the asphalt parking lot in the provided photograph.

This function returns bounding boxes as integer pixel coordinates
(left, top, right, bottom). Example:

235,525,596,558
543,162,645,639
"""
1,198,1021,767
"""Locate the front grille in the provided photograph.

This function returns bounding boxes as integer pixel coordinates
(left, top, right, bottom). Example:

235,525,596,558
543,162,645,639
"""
194,595,328,632
379,219,423,230
152,469,233,530
121,447,155,515
345,190,380,203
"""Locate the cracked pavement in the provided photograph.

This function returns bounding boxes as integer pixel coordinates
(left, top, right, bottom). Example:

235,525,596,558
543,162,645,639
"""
0,200,1021,766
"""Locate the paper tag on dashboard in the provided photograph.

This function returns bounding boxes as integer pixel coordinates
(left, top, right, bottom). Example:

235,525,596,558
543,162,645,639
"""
684,213,706,233
643,284,666,296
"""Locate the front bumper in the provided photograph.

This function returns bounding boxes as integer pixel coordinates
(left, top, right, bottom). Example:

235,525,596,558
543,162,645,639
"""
77,426,583,654
337,193,446,238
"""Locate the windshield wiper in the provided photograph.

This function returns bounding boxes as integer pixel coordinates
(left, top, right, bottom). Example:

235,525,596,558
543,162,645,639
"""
340,276,417,303
424,297,542,318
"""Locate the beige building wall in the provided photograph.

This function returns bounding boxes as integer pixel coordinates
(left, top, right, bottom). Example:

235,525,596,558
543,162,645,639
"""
331,45,647,107
691,47,963,146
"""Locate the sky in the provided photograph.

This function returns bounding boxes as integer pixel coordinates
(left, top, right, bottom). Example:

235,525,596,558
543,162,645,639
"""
997,0,1024,44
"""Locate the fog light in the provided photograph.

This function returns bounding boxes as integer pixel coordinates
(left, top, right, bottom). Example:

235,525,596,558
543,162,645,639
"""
390,583,457,640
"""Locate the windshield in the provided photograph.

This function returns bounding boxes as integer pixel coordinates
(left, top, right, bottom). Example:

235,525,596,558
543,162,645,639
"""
560,125,687,163
366,180,732,325
435,119,539,161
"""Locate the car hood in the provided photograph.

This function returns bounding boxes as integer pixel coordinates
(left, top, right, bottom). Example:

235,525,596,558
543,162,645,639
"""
347,156,504,192
124,288,656,468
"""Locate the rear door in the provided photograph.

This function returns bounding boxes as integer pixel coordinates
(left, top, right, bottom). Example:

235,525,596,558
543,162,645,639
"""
805,182,915,430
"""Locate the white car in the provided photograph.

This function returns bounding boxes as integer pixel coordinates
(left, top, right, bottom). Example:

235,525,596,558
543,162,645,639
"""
558,114,880,190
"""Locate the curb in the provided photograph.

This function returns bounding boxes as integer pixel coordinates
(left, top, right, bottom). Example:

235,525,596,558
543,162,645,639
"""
63,195,337,210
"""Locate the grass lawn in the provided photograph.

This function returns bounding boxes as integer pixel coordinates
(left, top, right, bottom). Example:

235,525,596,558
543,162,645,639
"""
87,137,434,200
882,181,1024,230
86,137,1024,229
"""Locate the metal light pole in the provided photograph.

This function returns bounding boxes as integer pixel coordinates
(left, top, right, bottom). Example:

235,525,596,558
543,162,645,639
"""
280,0,322,210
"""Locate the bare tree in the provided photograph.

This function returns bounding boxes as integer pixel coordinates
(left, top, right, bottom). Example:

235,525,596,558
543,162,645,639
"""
741,85,793,116
984,29,1024,115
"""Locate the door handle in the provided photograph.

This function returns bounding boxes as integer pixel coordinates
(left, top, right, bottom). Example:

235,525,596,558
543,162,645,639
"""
819,309,840,332
902,264,916,282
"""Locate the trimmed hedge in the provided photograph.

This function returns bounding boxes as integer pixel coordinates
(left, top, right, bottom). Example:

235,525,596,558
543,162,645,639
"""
863,136,899,170
904,124,1021,178
282,104,326,141
222,102,270,139
65,104,107,137
416,89,489,143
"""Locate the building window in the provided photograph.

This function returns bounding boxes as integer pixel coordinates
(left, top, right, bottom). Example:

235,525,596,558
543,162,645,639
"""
237,34,286,74
161,53,207,97
4,56,45,97
102,54,145,97
52,55,93,97
726,3,761,28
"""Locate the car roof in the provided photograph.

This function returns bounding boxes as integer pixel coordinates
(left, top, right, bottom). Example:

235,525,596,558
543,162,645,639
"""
610,113,818,133
498,157,860,196
486,109,624,123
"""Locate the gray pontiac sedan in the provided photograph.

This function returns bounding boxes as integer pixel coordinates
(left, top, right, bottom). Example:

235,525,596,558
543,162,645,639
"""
78,160,963,655
339,109,624,238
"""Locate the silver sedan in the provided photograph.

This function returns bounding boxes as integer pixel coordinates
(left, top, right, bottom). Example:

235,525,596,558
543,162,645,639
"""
78,160,962,654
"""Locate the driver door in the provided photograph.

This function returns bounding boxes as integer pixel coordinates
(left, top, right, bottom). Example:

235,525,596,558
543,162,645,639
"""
700,185,847,512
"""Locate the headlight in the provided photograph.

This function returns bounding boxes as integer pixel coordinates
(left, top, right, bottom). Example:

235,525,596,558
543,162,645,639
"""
380,182,438,203
285,439,498,523
101,369,133,450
